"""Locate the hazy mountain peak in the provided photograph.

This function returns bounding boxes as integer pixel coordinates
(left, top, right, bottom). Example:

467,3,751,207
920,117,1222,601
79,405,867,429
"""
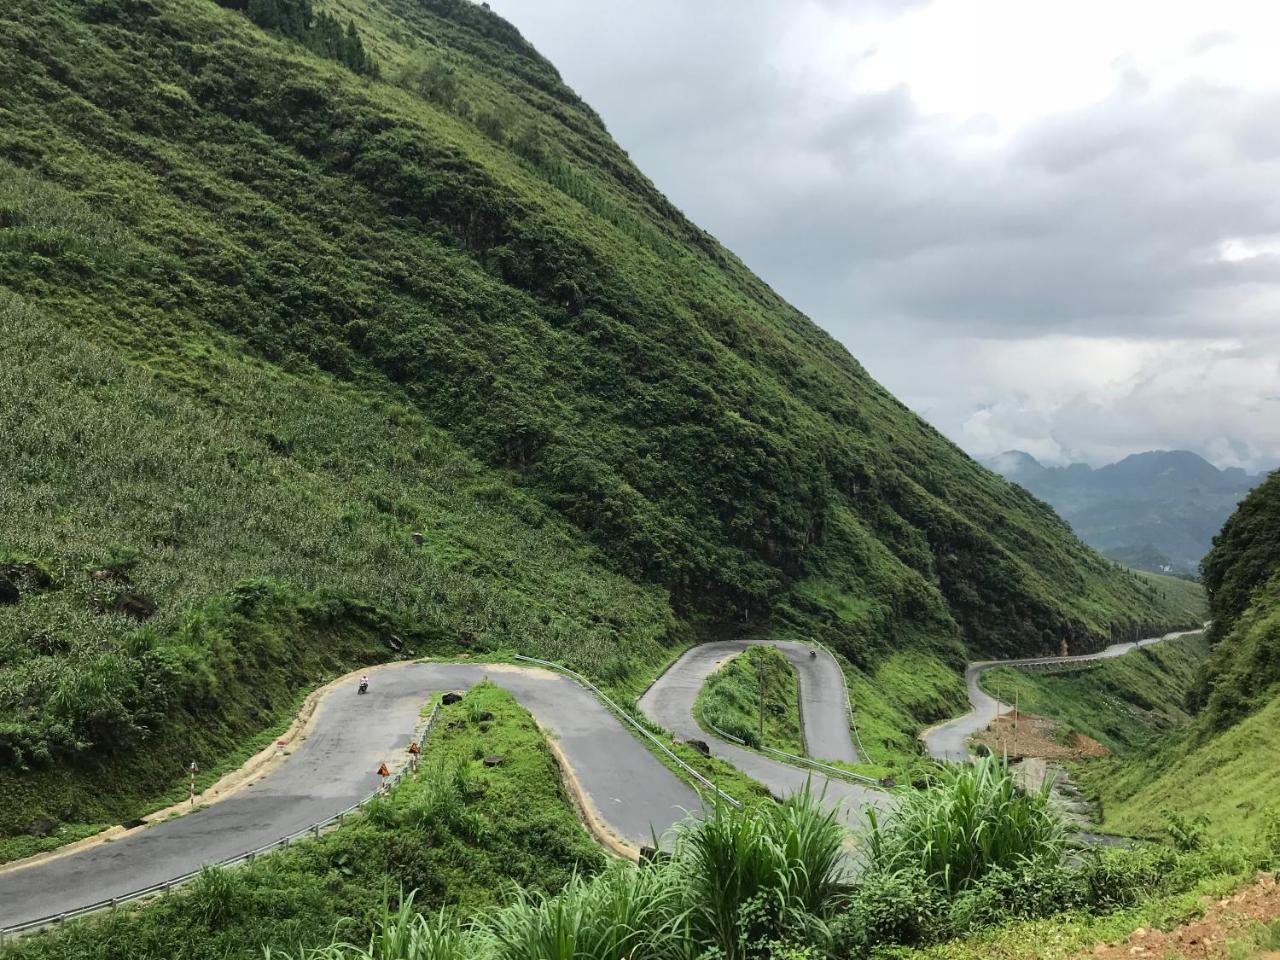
984,448,1263,574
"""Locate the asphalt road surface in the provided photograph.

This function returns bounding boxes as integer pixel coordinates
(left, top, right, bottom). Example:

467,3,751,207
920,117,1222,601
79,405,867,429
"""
638,640,888,827
922,627,1206,762
0,662,702,931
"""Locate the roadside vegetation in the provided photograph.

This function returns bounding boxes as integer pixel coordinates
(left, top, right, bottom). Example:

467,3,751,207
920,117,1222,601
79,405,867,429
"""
840,648,969,781
7,700,1277,960
139,757,1276,960
695,646,803,754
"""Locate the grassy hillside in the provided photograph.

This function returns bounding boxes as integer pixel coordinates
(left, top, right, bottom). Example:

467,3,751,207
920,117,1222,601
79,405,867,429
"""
0,0,1199,846
1194,470,1280,728
1079,472,1279,839
1088,693,1280,839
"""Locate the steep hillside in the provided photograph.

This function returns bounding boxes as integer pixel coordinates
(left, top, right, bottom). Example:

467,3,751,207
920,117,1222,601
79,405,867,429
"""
1082,470,1279,838
985,450,1261,575
0,0,1198,840
1194,469,1280,729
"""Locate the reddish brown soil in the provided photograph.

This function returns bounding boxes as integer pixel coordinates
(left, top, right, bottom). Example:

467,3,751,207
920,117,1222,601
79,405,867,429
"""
973,712,1111,761
1085,874,1280,960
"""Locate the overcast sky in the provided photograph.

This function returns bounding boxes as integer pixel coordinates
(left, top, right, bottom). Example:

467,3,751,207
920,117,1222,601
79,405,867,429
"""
493,1,1280,472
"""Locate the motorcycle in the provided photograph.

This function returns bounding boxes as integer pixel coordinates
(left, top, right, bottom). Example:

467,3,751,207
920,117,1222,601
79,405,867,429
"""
358,679,369,695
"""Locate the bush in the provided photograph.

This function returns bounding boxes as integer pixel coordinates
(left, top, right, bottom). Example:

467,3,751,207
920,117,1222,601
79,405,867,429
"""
1162,809,1210,852
864,755,1067,896
948,855,1087,933
1259,807,1280,867
831,866,944,955
1081,844,1178,910
1168,837,1260,890
188,864,248,930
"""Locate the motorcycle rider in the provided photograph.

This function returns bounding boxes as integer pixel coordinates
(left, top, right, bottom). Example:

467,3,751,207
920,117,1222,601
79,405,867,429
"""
358,675,370,694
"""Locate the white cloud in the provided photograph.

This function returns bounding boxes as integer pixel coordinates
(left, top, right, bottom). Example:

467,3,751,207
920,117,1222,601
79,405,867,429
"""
877,335,1280,469
841,0,1280,135
1218,234,1280,263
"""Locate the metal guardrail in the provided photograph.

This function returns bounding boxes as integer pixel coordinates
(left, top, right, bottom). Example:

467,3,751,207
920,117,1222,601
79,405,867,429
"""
512,654,743,809
0,703,443,942
699,714,880,787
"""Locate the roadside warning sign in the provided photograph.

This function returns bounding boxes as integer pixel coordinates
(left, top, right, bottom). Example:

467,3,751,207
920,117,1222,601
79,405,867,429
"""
377,762,390,777
408,742,420,755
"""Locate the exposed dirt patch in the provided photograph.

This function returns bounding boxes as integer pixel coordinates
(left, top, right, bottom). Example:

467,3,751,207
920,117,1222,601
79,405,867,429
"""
974,712,1111,761
1085,873,1280,959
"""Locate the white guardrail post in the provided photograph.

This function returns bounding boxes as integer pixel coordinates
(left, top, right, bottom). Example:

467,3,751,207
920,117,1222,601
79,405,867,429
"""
1,702,444,940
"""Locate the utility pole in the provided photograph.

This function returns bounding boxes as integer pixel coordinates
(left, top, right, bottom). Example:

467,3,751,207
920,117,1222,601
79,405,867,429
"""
757,661,766,745
188,760,198,808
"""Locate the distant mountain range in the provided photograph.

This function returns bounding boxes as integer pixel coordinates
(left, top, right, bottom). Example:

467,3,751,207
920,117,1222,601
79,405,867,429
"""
983,450,1264,576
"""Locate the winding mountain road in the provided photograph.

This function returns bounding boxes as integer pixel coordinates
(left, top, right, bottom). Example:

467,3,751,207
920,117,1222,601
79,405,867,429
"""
0,662,705,932
638,640,888,827
922,627,1206,762
18,618,1192,931
1,640,882,932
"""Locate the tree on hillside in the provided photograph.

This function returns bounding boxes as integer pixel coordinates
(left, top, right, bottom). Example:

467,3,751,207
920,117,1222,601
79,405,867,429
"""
219,0,378,77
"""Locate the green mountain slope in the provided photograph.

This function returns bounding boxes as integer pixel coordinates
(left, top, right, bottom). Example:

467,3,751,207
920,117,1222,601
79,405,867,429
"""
1084,470,1279,838
0,0,1200,840
1194,469,1280,730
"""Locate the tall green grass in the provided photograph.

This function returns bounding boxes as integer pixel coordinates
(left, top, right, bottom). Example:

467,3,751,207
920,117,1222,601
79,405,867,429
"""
480,866,684,960
865,755,1066,895
679,783,847,955
283,784,847,960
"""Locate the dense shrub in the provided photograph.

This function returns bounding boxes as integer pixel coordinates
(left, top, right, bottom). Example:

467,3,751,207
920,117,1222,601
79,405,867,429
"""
947,855,1087,933
1081,844,1177,910
216,0,378,76
1260,807,1280,867
831,866,944,954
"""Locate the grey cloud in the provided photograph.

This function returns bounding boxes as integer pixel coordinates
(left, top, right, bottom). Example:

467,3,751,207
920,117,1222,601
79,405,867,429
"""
493,1,1280,471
